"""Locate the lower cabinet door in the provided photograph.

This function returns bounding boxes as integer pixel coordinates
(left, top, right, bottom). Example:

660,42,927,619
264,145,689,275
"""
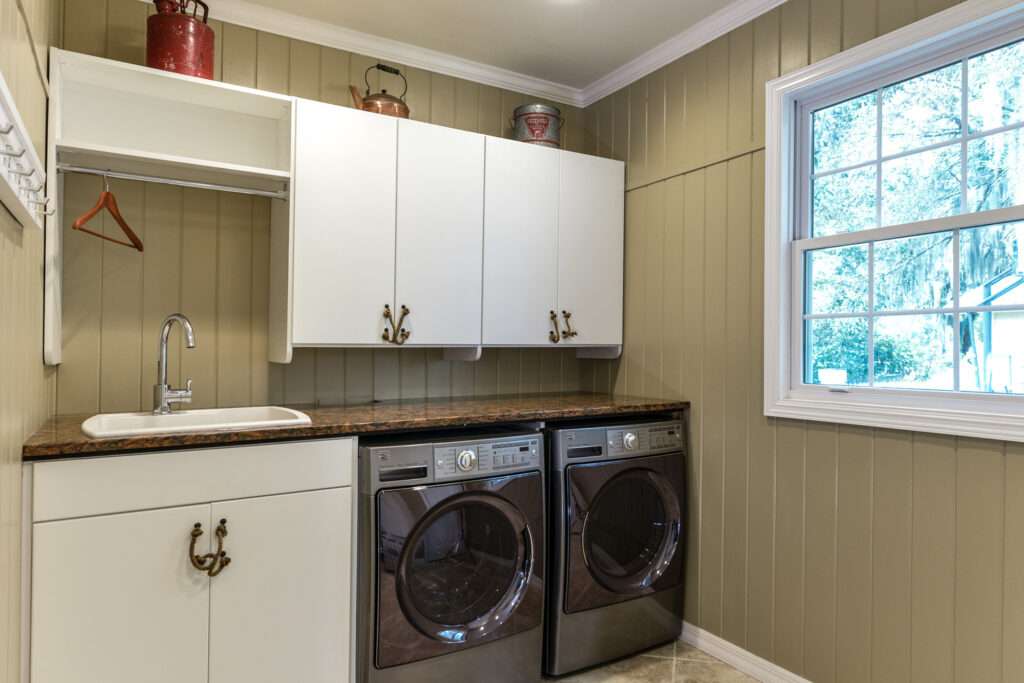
31,504,213,683
208,487,352,683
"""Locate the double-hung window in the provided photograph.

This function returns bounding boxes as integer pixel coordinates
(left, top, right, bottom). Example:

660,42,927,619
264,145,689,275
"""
765,0,1024,441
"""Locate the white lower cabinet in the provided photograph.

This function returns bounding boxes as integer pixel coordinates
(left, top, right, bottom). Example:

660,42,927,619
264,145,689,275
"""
28,439,355,683
31,505,213,683
209,488,351,683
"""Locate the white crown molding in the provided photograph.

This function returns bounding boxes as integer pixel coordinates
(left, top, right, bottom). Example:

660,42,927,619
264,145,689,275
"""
141,0,785,109
578,0,787,106
162,0,585,106
681,622,813,683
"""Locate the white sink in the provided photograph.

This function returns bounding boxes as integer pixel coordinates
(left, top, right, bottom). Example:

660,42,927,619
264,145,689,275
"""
82,406,312,438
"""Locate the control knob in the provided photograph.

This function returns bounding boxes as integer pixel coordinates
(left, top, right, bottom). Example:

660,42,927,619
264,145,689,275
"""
623,432,638,451
456,449,478,472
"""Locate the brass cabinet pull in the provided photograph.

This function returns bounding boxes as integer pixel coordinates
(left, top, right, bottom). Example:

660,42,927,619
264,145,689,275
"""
561,310,578,339
189,519,232,577
549,310,561,343
382,304,411,345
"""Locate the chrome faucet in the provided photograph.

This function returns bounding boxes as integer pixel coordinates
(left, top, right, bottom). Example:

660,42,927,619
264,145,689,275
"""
154,313,196,415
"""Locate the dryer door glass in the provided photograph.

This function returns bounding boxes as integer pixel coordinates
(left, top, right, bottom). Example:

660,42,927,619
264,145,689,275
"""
582,469,681,595
396,492,533,643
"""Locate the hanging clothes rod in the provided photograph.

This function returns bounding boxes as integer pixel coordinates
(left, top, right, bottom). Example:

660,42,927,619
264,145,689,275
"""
56,163,289,200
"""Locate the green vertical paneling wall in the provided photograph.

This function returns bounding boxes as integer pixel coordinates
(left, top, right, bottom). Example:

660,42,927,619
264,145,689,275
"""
0,0,57,681
579,0,1024,680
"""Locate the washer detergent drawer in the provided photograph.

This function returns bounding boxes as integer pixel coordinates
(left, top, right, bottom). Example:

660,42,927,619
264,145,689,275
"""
564,452,685,613
375,471,545,668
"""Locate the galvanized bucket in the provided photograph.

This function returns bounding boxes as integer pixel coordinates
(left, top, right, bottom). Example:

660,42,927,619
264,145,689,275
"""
512,104,562,147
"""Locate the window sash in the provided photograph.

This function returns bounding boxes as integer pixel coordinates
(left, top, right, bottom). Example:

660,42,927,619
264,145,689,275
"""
795,22,1024,243
791,208,1024,393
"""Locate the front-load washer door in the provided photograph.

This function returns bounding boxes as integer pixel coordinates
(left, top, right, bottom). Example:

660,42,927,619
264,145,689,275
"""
376,471,544,668
564,452,685,613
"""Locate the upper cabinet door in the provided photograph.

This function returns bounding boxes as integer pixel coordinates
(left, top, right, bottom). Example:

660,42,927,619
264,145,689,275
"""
482,137,559,346
31,505,212,683
209,488,352,683
292,100,397,346
557,152,625,346
394,119,485,346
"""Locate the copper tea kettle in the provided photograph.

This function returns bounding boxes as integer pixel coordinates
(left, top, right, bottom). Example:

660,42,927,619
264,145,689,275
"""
350,63,410,118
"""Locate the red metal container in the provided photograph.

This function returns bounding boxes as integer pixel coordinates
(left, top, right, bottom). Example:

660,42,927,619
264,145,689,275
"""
147,0,215,80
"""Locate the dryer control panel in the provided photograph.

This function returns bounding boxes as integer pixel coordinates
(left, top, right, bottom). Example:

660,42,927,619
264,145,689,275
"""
608,424,683,457
551,419,685,469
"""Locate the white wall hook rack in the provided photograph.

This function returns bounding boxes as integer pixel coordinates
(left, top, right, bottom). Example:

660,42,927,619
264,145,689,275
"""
0,66,46,230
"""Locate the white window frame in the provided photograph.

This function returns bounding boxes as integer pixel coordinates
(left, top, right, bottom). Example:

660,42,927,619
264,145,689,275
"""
765,0,1024,442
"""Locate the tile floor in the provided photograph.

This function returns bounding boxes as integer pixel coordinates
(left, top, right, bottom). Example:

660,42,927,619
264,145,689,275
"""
560,641,758,683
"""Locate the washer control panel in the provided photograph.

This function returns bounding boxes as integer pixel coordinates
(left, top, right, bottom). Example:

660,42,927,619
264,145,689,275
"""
434,437,541,481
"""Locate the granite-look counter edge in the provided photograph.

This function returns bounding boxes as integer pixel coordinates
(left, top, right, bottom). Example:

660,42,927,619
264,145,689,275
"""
23,392,688,459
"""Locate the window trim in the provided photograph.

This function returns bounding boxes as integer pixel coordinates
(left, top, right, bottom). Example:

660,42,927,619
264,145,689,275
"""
764,0,1024,442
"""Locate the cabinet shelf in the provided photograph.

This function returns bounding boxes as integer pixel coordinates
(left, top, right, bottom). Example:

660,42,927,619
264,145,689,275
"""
57,142,290,195
44,49,296,365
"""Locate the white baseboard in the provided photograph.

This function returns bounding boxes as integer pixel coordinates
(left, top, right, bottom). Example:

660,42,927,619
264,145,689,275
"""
680,622,812,683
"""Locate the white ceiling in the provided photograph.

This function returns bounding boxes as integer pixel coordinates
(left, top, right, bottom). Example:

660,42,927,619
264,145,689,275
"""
240,0,732,89
206,0,783,105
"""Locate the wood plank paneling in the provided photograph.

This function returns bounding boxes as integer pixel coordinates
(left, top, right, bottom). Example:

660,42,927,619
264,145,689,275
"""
722,156,751,646
681,170,706,625
955,439,1005,683
842,0,877,50
3,2,58,681
627,78,647,188
642,182,665,398
215,194,253,407
704,38,730,165
879,0,917,35
745,150,775,661
871,430,912,683
835,426,873,683
773,419,805,673
140,185,183,412
911,435,956,683
176,189,217,409
803,423,837,683
727,24,754,158
699,162,728,634
98,179,144,414
1004,445,1024,681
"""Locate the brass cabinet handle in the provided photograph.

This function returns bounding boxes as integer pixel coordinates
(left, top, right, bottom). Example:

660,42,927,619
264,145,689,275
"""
549,310,561,343
394,305,410,345
382,304,411,345
561,310,578,339
189,519,232,577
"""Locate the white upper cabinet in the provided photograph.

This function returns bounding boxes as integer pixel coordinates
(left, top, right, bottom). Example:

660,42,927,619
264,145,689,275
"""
291,100,397,346
395,119,485,346
557,151,625,347
482,137,559,346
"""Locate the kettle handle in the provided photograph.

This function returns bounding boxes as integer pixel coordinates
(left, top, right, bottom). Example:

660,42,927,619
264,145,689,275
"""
178,0,209,23
365,64,409,101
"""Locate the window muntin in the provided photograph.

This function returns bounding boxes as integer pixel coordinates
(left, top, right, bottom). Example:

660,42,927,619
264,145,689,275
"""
801,38,1024,396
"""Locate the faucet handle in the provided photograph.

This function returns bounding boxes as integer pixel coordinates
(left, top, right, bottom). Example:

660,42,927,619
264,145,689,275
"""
179,378,193,404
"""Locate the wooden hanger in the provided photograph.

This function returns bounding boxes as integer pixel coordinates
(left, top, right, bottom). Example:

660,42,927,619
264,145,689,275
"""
71,175,144,252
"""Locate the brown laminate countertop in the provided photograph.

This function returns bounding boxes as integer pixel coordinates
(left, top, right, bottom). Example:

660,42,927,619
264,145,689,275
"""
22,392,688,460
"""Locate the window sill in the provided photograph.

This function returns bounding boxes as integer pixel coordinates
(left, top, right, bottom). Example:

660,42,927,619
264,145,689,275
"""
765,392,1024,442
